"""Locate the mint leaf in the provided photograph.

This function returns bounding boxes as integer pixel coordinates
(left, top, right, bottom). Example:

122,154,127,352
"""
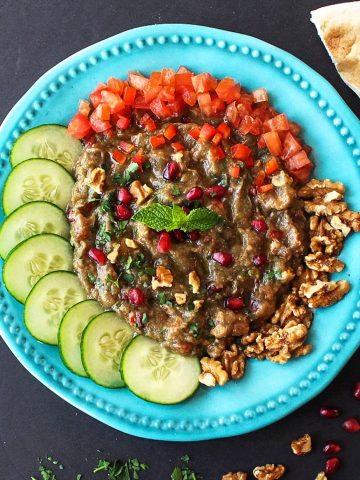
172,204,187,229
184,208,221,231
132,203,173,231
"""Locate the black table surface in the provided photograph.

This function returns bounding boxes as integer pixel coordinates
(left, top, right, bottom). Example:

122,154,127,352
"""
0,1,359,479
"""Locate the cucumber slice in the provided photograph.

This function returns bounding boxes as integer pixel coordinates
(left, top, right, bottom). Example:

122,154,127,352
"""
81,311,133,388
2,158,74,215
121,336,200,404
24,271,87,345
10,124,82,171
59,300,104,376
0,201,70,259
3,233,73,303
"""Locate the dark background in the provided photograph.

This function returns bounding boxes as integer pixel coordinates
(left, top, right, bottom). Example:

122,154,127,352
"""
0,0,359,478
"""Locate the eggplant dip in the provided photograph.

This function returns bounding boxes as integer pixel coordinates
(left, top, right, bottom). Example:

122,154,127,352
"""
67,68,360,387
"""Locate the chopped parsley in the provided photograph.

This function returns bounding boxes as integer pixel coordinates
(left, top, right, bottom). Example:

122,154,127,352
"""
207,318,215,329
97,223,112,246
158,292,173,306
106,275,120,288
171,456,201,480
94,457,149,479
114,163,140,185
144,266,156,276
123,272,135,284
189,323,200,338
263,269,283,282
113,220,129,234
172,185,182,197
187,302,195,311
99,196,113,213
88,272,102,287
125,255,133,270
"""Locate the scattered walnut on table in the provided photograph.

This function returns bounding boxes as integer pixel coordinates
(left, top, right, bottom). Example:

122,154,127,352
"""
199,357,229,387
299,279,350,308
253,464,286,480
222,472,247,480
314,473,327,480
305,252,344,273
291,433,312,455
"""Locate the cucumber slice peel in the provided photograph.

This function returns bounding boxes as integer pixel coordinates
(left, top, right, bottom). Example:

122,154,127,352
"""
0,201,70,259
59,299,104,377
3,233,73,303
24,271,87,345
10,124,82,171
2,158,74,215
121,336,200,404
81,311,133,388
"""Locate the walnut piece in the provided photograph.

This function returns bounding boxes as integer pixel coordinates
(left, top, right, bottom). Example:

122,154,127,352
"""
271,292,313,328
297,178,345,198
86,167,106,194
315,473,327,480
299,279,350,308
291,433,312,455
199,357,229,387
330,215,351,237
221,344,246,380
189,270,200,293
305,252,344,272
107,243,121,263
151,265,173,289
129,180,153,204
253,464,285,480
304,200,347,216
338,210,360,232
174,293,187,305
124,238,138,249
222,472,247,480
193,299,204,312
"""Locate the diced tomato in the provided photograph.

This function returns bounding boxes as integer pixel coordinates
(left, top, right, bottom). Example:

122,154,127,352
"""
161,68,176,86
132,148,146,170
177,66,193,74
291,164,312,183
167,94,185,116
128,72,149,91
149,71,162,86
112,149,127,164
78,99,91,117
133,95,151,110
254,170,266,187
116,115,130,129
100,90,125,114
210,96,225,115
164,124,177,140
225,102,240,127
215,78,241,104
257,135,267,149
211,146,226,161
268,113,289,132
93,103,110,121
252,88,268,103
178,86,197,106
139,113,157,132
198,123,217,142
189,127,201,139
89,111,112,133
89,90,103,108
171,142,185,152
107,77,125,95
191,72,218,93
158,85,175,103
281,132,302,160
103,128,115,140
262,131,282,156
289,121,301,136
238,115,261,135
286,150,312,171
230,143,251,160
175,73,194,88
149,134,166,148
244,156,255,168
265,157,280,175
212,132,222,146
217,121,231,139
258,184,274,193
67,113,93,139
197,92,212,116
229,165,241,178
118,141,135,153
149,97,172,118
123,85,137,105
236,96,253,118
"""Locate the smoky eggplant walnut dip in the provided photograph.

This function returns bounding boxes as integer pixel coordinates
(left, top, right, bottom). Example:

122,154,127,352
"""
67,68,360,387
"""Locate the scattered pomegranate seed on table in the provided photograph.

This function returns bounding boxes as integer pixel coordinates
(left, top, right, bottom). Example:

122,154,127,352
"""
325,457,341,475
323,441,342,454
320,407,340,418
157,232,171,253
342,416,360,433
353,382,360,400
212,251,233,267
88,247,106,265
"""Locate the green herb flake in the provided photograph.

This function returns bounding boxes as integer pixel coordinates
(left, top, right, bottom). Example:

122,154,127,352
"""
125,256,133,271
75,475,82,480
144,267,156,276
123,272,135,284
106,275,120,288
189,323,200,338
158,292,167,305
207,319,215,328
113,220,129,234
263,269,283,282
181,454,190,463
172,186,182,197
115,163,140,185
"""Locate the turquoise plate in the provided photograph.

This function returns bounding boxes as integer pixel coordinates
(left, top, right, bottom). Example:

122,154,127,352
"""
0,24,359,441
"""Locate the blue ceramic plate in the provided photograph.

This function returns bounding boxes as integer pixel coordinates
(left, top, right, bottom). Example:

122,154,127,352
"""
0,25,359,441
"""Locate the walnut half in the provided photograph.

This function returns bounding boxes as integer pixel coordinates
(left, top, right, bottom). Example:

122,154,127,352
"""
299,279,350,308
222,472,247,480
199,357,229,387
291,433,312,455
221,344,246,380
253,464,286,480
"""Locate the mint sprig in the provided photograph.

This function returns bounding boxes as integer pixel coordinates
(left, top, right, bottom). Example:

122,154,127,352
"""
132,203,221,232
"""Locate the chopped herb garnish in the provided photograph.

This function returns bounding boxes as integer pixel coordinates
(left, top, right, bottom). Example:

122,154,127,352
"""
172,185,182,196
113,220,129,234
106,275,120,288
88,272,102,287
263,269,283,282
114,163,140,185
207,319,215,329
144,266,156,276
181,454,190,463
158,292,173,306
94,457,149,479
141,313,149,325
97,223,112,245
75,475,82,480
125,256,133,270
123,272,135,284
189,323,200,338
187,302,195,311
171,456,201,480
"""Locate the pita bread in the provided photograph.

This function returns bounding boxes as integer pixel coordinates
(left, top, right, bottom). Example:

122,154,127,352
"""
311,2,360,97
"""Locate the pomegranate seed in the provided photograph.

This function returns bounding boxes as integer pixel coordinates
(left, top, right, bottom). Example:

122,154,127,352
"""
353,382,360,400
117,187,133,204
252,253,268,267
116,204,133,220
342,416,360,432
320,407,340,418
205,185,227,199
251,218,268,233
325,457,341,475
135,312,148,328
182,205,191,214
80,202,97,216
213,251,233,267
128,288,145,306
66,208,75,223
323,441,342,454
172,229,186,242
158,232,171,253
186,186,203,201
187,230,200,241
226,297,244,310
163,161,180,181
122,292,129,301
206,283,223,293
88,247,106,265
268,229,283,240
